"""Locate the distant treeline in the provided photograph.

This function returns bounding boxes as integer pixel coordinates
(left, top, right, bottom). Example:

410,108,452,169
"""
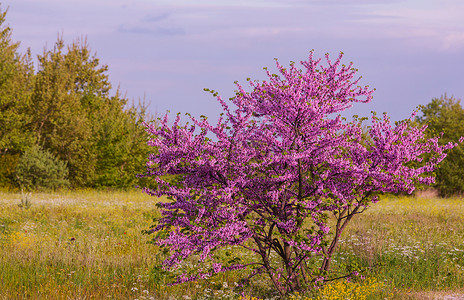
0,8,153,190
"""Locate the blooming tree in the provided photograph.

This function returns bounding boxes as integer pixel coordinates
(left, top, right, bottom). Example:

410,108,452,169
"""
142,51,457,296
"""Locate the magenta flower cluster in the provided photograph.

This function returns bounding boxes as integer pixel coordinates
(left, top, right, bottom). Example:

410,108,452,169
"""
142,51,457,295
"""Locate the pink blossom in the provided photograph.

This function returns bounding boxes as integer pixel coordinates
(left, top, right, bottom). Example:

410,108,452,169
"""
141,51,459,295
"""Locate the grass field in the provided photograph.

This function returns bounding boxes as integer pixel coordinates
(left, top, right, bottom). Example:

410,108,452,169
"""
0,190,463,299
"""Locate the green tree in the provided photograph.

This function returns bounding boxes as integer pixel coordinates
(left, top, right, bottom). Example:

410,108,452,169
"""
417,95,464,196
0,7,35,187
92,95,152,188
30,37,151,188
0,7,151,189
30,37,97,186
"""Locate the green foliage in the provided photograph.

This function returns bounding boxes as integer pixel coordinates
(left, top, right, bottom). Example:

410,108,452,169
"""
92,97,152,188
15,145,69,191
0,6,35,187
0,8,35,152
29,37,152,188
417,95,464,196
30,37,108,186
0,153,20,189
0,8,151,189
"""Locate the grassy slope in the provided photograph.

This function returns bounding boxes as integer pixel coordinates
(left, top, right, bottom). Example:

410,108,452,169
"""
0,191,463,299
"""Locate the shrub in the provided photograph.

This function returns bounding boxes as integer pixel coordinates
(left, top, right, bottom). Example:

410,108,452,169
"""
15,144,70,191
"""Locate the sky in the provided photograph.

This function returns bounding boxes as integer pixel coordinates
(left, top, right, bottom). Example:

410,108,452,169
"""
3,0,464,122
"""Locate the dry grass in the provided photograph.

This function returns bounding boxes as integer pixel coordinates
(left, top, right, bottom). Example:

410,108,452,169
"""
334,195,464,299
0,190,167,299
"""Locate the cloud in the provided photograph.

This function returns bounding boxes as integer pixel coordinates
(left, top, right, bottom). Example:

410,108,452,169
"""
294,0,406,6
142,12,171,23
442,32,464,51
347,13,404,21
146,0,290,8
117,25,185,36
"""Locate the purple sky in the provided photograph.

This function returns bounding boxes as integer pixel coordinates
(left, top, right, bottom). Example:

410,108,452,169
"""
3,0,464,121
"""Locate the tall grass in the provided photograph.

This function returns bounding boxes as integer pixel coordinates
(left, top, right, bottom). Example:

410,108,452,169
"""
0,190,162,299
335,196,464,298
1,191,463,299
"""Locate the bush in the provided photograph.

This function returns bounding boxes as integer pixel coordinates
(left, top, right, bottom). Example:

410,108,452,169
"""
15,145,70,191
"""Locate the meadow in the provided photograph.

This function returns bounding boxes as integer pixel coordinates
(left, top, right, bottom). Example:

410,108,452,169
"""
0,190,463,299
